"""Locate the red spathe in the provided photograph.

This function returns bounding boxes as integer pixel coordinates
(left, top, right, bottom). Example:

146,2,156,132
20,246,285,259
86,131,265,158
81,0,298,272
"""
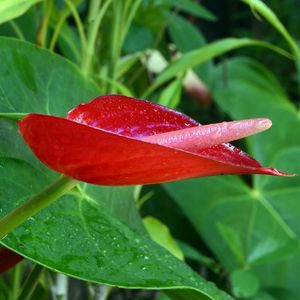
18,95,288,185
0,248,23,273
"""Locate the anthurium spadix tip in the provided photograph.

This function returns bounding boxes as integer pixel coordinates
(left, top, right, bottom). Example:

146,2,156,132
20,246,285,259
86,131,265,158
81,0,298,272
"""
142,118,272,151
18,95,290,185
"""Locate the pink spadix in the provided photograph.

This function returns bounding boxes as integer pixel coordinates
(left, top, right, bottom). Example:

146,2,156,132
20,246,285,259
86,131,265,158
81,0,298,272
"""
141,118,272,151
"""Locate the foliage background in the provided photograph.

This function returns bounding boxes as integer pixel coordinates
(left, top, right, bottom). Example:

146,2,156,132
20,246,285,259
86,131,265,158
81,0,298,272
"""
0,0,299,300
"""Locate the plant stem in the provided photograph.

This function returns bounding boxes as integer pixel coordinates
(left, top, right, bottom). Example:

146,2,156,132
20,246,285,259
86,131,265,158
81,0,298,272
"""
0,113,27,121
36,0,54,47
0,176,78,240
64,0,88,54
10,264,23,300
49,0,82,51
101,0,141,92
241,0,300,107
9,21,25,40
121,0,142,47
108,1,123,93
81,0,112,76
95,75,133,96
17,264,44,300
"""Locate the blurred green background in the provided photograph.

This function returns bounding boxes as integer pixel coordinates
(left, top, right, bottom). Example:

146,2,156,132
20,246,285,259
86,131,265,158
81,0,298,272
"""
0,1,300,300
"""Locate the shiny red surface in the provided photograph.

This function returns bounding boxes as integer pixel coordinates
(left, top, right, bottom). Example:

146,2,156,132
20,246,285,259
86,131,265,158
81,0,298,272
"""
18,95,287,185
0,248,23,273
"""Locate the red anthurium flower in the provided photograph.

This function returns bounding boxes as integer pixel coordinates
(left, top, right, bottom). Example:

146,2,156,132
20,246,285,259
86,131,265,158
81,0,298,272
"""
0,247,23,273
18,95,288,185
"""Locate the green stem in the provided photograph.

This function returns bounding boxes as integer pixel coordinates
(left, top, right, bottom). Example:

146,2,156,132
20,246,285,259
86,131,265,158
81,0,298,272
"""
49,11,70,51
9,21,25,40
17,264,44,300
120,0,142,47
64,0,88,55
49,0,82,51
0,176,77,240
36,0,54,47
10,264,23,300
241,0,300,106
0,113,27,121
81,0,112,76
108,2,123,93
95,75,133,96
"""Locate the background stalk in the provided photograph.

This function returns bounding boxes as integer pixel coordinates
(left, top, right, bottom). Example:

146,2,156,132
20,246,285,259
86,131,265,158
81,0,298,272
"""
17,264,44,300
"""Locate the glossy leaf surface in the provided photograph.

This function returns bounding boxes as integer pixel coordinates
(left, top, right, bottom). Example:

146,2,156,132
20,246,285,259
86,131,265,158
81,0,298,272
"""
0,37,233,300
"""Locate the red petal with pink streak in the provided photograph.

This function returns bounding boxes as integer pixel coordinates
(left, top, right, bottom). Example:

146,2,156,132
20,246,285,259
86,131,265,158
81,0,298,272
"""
0,248,23,273
18,95,288,185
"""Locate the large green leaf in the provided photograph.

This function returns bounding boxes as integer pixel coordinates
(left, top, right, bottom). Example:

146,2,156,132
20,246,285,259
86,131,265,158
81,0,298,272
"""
168,14,212,85
164,57,300,298
168,14,207,54
0,0,43,24
0,37,232,300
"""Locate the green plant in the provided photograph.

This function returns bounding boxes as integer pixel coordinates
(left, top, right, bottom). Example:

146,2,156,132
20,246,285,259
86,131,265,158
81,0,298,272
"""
0,1,299,299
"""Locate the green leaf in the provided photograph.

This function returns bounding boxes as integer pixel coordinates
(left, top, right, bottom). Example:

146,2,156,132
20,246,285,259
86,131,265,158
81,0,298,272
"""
177,241,216,270
168,14,206,54
241,0,300,57
161,0,217,21
0,37,232,300
217,223,244,266
158,78,182,108
214,56,300,296
0,0,43,24
241,0,300,89
165,175,298,271
116,53,141,79
0,6,40,42
123,23,155,53
143,216,184,260
143,37,291,97
54,22,81,65
96,75,134,97
213,57,299,165
230,269,259,298
164,56,300,297
168,14,212,84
